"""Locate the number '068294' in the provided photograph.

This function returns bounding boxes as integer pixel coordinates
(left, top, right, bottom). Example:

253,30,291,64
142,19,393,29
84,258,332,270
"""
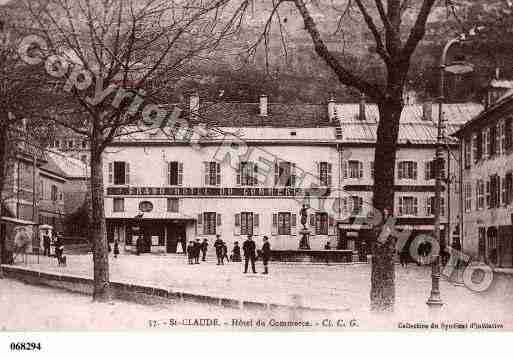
10,342,42,351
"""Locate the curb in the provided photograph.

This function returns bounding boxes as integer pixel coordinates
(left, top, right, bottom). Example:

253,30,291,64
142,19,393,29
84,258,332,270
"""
0,265,349,313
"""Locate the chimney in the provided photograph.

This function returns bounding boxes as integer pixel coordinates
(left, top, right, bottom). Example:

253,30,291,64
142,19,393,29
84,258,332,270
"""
189,92,199,119
422,101,432,121
328,95,336,122
259,94,268,117
358,94,366,121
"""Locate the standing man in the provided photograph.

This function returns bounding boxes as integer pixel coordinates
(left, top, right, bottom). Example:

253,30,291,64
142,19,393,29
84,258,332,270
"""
201,238,208,262
214,235,224,265
242,235,256,274
261,236,271,275
194,238,201,264
43,231,51,256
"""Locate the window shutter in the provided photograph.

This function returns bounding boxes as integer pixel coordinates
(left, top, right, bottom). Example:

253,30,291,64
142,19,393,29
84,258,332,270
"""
216,213,222,235
204,162,209,186
253,213,259,235
398,197,403,216
108,162,113,184
398,163,403,179
505,118,512,150
413,162,417,180
271,213,278,235
274,162,279,186
425,161,430,180
216,163,221,186
291,213,297,235
197,213,203,235
413,197,418,216
370,161,374,178
358,162,363,178
316,161,320,181
165,161,172,185
425,197,430,216
253,163,258,186
327,162,332,187
342,161,347,179
178,162,183,185
291,163,296,187
236,162,241,185
234,213,240,236
125,162,130,184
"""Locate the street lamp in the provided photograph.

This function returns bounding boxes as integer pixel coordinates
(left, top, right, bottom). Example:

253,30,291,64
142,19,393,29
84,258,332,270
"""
426,37,474,308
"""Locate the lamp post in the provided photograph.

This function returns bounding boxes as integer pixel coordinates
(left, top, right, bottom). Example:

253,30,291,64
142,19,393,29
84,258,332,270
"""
427,37,474,308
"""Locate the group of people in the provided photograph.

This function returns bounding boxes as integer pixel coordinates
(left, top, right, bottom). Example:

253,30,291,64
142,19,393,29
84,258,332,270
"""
185,234,272,274
186,237,210,264
41,231,65,265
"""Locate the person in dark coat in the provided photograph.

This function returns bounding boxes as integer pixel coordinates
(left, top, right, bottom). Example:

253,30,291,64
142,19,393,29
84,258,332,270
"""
214,235,224,265
194,238,201,264
43,232,51,256
242,235,257,274
261,236,271,274
187,241,195,264
54,235,63,262
201,238,208,262
113,240,120,258
231,241,241,262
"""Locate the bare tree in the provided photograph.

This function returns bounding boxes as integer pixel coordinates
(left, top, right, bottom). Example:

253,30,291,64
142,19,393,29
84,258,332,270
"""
227,0,440,312
20,0,234,301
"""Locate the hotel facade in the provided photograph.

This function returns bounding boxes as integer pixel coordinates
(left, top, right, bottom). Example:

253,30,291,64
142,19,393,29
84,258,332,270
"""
103,96,482,260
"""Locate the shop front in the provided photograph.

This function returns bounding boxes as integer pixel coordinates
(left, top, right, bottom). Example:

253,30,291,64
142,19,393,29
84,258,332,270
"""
106,213,194,254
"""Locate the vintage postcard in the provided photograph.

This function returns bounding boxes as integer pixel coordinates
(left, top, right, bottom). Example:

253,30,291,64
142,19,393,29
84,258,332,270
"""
0,0,512,349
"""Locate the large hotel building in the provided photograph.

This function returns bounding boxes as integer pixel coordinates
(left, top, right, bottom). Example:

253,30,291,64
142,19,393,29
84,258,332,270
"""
103,95,482,260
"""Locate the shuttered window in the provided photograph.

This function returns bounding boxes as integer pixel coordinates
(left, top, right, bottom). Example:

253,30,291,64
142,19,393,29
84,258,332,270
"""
168,161,183,186
204,162,221,186
203,212,217,234
398,161,417,180
318,162,332,187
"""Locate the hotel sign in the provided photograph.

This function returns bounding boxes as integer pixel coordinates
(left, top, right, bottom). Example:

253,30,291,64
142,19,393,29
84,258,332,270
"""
107,186,331,197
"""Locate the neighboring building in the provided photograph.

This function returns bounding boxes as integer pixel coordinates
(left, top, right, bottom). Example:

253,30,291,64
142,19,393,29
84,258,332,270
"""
46,151,90,238
453,90,513,268
38,156,67,233
333,101,483,259
48,126,90,164
0,140,89,236
103,95,482,259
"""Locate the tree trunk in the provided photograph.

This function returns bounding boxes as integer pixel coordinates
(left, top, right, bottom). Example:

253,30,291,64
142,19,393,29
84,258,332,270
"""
370,99,403,312
90,147,110,301
0,124,7,276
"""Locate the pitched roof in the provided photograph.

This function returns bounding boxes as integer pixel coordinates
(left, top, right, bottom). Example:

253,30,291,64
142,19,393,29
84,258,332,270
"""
176,101,332,128
335,103,483,145
46,151,90,178
452,91,513,138
39,155,68,179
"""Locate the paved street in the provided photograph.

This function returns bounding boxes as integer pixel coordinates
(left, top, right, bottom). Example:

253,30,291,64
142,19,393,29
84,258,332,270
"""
6,253,513,329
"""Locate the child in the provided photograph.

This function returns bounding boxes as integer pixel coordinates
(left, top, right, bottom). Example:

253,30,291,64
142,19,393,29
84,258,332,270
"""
231,241,241,262
187,241,195,265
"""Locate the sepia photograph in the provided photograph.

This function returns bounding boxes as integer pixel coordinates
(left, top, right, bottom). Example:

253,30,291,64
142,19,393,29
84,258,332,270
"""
0,0,512,352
